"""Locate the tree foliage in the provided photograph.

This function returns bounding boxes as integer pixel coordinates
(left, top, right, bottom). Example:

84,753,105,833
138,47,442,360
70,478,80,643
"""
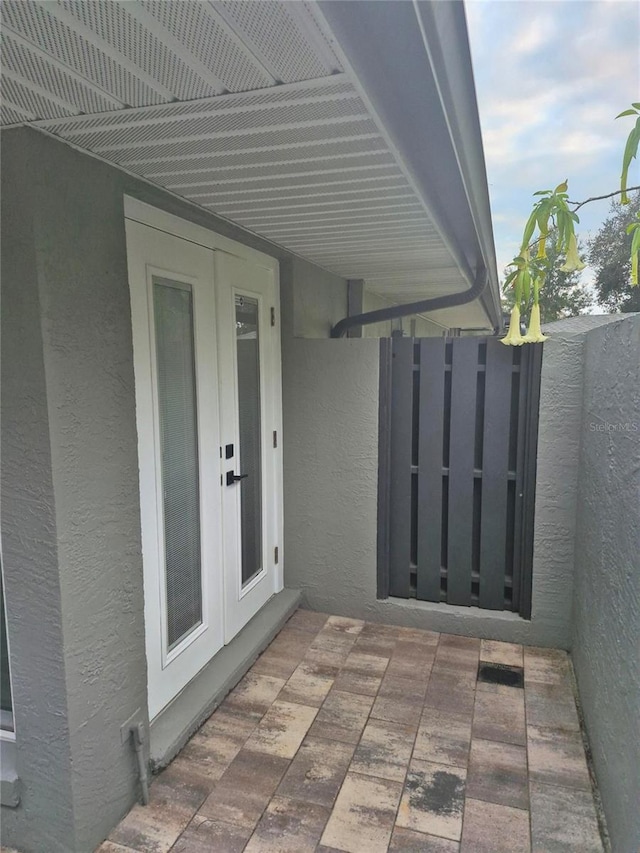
501,182,586,344
500,104,640,344
587,191,640,312
502,230,592,322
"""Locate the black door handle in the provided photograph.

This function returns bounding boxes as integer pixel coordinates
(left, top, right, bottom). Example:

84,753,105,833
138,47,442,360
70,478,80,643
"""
226,470,249,486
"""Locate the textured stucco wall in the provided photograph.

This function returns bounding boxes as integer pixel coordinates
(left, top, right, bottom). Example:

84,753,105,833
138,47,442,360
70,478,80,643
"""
1,130,77,853
527,333,587,650
283,334,582,646
2,127,149,853
0,126,353,852
7,123,635,851
282,339,381,607
361,290,448,338
280,256,347,339
571,315,640,853
33,131,151,851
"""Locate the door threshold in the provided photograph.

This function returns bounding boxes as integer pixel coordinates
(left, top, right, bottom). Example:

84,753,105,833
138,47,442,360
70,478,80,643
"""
149,588,301,769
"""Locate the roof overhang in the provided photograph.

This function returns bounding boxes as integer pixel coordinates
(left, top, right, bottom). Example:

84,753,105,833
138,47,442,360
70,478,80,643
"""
316,0,501,329
1,0,500,330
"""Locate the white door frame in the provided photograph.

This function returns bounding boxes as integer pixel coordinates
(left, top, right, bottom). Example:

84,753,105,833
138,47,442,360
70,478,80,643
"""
125,197,283,719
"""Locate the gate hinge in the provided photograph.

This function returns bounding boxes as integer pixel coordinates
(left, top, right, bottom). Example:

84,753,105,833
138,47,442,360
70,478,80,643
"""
273,430,278,448
270,306,276,327
274,546,279,564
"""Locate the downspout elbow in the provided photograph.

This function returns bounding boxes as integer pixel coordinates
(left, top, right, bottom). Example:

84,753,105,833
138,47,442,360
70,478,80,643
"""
331,268,489,338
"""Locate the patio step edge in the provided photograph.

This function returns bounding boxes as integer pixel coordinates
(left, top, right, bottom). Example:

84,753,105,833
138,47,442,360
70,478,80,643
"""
148,587,302,769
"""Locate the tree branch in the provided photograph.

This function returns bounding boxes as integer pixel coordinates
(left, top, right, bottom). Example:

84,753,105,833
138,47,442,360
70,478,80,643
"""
568,186,640,212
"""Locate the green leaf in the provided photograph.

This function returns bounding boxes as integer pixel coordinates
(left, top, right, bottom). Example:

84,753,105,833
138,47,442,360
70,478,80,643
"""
513,271,522,303
632,103,640,110
620,118,640,200
533,190,553,196
522,210,538,248
631,229,640,285
556,214,567,252
616,108,639,118
522,268,531,302
536,201,551,232
503,270,518,291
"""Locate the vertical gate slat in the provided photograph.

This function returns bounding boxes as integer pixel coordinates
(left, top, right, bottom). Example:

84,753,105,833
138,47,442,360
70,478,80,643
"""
512,345,527,613
447,337,479,605
479,339,513,609
389,337,414,597
377,339,392,599
512,342,543,617
417,338,446,601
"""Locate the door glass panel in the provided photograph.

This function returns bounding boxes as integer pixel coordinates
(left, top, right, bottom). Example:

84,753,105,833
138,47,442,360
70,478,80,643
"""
153,278,202,649
235,295,263,585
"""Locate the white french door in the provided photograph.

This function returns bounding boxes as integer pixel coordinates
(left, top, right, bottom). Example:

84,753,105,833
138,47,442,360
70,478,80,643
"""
216,252,283,642
126,206,282,720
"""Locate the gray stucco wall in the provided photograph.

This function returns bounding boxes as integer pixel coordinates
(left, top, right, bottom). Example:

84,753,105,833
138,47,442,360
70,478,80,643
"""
361,290,448,338
283,334,582,647
283,339,381,610
1,128,77,853
281,317,639,848
571,315,640,853
527,333,586,650
36,133,151,852
0,127,350,852
5,123,635,852
281,256,348,339
2,127,150,853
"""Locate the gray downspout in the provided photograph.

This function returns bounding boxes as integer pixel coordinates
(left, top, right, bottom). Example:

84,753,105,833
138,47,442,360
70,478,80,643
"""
331,268,490,338
131,723,150,805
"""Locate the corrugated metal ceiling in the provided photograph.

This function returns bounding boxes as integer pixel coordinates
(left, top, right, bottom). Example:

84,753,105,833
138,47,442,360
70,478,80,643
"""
0,0,480,309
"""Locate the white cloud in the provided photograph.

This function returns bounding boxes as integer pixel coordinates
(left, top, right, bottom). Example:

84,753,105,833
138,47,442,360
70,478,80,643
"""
467,0,639,272
510,14,556,56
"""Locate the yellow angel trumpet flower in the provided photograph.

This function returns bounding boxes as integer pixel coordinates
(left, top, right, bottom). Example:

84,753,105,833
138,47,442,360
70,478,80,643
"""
559,233,586,272
537,233,548,259
501,305,525,346
522,303,548,343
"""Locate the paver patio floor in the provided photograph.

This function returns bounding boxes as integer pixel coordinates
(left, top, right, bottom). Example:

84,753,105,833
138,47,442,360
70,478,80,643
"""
100,610,604,853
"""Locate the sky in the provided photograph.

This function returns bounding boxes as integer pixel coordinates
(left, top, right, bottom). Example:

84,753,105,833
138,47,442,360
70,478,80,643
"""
466,0,640,293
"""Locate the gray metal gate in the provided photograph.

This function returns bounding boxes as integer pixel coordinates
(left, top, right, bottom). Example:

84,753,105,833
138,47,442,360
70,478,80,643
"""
378,336,543,617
